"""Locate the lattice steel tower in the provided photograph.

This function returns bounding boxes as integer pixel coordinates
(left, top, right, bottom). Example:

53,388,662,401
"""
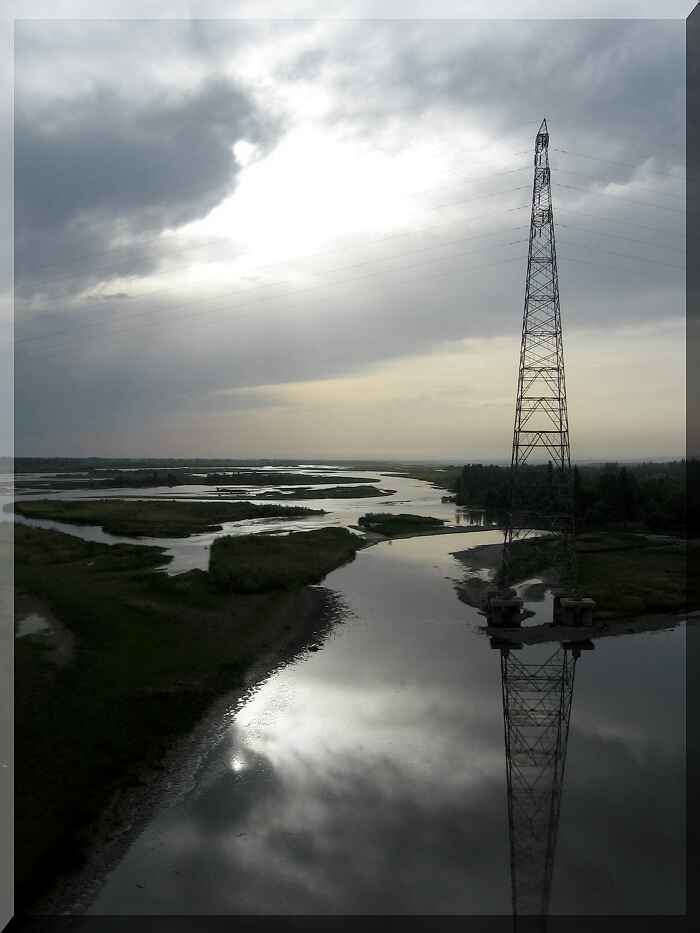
502,118,574,589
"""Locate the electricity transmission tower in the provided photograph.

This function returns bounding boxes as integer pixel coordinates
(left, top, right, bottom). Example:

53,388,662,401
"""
486,120,598,927
500,118,575,591
496,641,582,927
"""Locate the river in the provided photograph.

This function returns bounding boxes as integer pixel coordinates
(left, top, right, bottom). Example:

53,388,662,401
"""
86,532,684,915
8,469,686,914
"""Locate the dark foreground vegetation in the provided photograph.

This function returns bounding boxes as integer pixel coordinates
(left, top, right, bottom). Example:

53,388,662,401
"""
209,527,361,593
11,498,322,537
357,513,446,536
14,523,360,909
452,460,687,536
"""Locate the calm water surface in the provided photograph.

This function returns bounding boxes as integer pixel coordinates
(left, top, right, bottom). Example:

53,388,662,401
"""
88,530,685,916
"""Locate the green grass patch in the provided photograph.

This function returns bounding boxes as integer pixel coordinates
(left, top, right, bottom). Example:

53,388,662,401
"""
12,498,323,537
501,532,690,618
357,512,446,536
577,540,688,617
209,527,361,593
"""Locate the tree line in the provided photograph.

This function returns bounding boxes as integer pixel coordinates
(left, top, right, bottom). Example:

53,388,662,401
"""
453,460,688,535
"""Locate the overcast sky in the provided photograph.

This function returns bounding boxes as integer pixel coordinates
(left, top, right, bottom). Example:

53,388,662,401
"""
10,15,687,460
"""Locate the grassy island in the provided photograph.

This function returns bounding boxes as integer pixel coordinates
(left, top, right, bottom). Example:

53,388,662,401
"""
357,512,446,537
11,498,323,537
209,527,362,593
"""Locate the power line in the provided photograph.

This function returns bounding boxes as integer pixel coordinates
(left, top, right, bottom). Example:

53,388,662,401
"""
17,216,532,300
20,169,684,300
554,206,683,237
13,127,685,286
556,241,684,270
554,182,685,214
551,146,685,181
12,128,687,364
16,204,684,351
17,233,684,361
16,162,533,280
556,222,684,253
74,225,531,307
392,164,531,199
558,254,684,276
15,202,684,354
16,144,686,297
21,169,688,300
554,128,684,152
16,185,532,296
550,166,685,200
16,251,528,359
16,239,529,350
74,226,529,307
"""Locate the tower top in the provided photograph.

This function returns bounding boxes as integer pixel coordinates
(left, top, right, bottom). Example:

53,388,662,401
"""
538,117,548,135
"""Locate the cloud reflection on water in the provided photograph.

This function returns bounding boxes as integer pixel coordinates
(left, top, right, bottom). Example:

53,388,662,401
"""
89,532,685,916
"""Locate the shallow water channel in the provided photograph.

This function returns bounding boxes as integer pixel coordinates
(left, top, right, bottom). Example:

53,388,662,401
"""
4,468,480,573
86,529,685,916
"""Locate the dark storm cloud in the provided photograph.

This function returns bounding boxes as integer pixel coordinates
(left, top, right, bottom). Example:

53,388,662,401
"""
14,75,278,299
313,20,684,166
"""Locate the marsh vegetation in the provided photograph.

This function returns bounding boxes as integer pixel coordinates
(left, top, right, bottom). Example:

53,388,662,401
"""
209,527,362,593
357,513,446,537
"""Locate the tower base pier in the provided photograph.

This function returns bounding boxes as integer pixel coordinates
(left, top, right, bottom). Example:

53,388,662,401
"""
486,594,525,628
552,595,596,627
561,638,595,659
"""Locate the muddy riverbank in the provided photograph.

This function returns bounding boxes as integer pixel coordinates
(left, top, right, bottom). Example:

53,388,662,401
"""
20,582,341,917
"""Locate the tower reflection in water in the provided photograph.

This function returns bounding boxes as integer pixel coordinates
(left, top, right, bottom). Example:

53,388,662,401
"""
491,623,599,929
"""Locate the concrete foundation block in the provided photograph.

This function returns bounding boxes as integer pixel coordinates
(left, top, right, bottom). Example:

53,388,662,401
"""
559,597,596,627
486,595,524,628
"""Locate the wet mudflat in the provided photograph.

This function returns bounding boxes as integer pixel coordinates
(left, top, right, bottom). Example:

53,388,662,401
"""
87,530,685,916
